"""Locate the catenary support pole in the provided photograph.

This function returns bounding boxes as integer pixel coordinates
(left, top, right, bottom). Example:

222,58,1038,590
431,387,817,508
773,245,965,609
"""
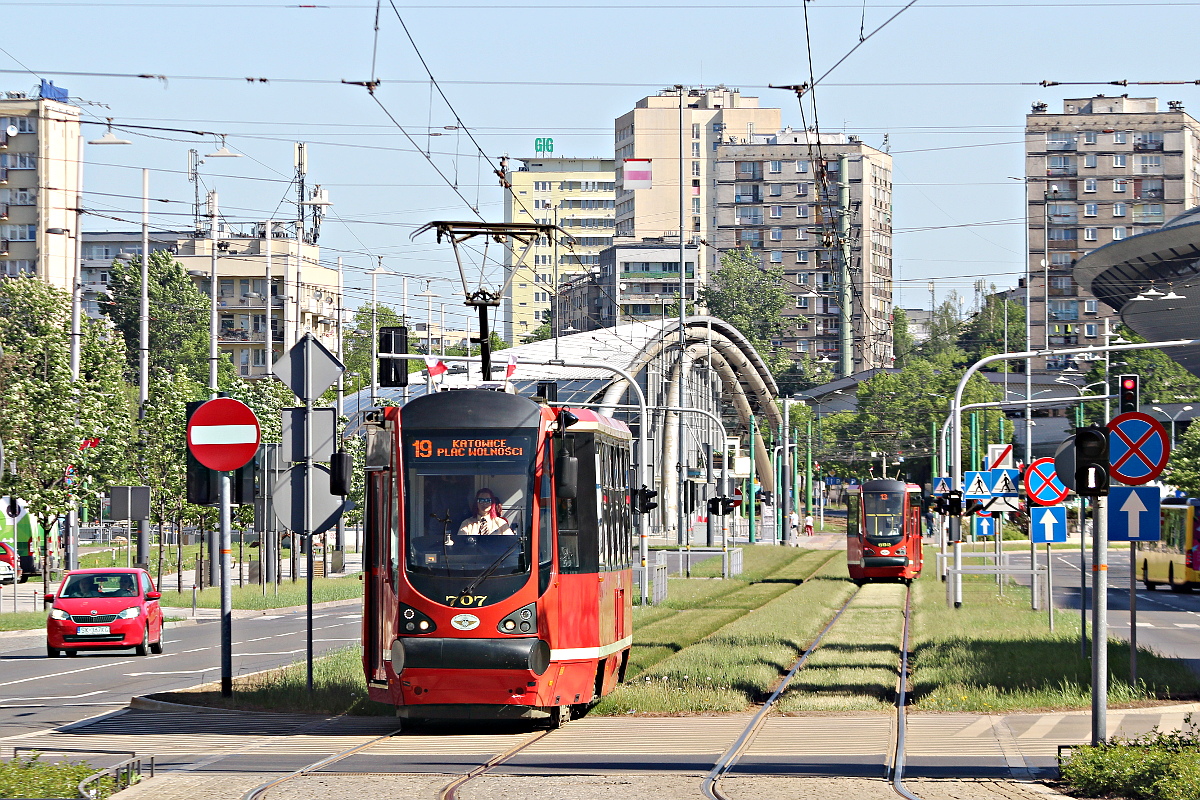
1092,494,1108,746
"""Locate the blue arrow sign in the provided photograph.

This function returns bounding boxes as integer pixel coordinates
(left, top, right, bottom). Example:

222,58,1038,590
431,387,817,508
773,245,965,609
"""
932,477,951,496
963,471,993,499
989,468,1020,498
1107,486,1161,542
1031,505,1067,543
973,515,996,538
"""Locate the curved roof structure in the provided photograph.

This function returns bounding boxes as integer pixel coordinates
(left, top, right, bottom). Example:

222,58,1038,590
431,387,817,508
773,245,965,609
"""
1074,207,1200,376
343,318,784,532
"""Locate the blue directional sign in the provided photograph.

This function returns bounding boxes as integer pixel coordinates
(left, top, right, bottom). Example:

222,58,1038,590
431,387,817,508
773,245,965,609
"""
989,468,1020,498
1031,505,1068,543
932,477,951,496
973,514,997,538
963,471,993,500
1107,486,1161,542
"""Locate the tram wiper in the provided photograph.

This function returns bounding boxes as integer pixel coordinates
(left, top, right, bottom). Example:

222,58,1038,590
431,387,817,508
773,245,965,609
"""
430,510,454,547
455,538,521,605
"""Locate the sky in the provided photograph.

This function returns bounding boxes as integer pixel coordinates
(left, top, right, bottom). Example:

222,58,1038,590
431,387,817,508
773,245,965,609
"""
5,0,1200,334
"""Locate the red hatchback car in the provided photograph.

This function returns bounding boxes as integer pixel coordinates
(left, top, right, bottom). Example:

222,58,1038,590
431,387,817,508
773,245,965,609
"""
0,541,19,584
46,568,165,658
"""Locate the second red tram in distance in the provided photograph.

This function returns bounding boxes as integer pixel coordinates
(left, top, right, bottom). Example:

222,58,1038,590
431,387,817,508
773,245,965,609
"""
846,480,924,585
362,389,634,727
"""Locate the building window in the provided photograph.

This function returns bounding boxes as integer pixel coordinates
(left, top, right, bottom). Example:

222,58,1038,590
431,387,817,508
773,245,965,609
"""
1113,131,1128,144
2,224,35,240
1046,132,1073,149
1084,323,1098,338
691,142,700,157
795,160,809,173
1084,299,1098,314
1113,154,1127,168
769,227,783,241
1113,226,1127,240
769,205,783,219
1113,179,1127,192
1138,155,1163,174
712,122,723,133
692,161,701,176
796,297,810,310
692,123,700,139
796,251,809,264
1083,131,1098,145
1,153,35,169
796,227,808,240
768,184,783,197
1084,178,1097,193
769,250,783,263
1113,202,1126,216
769,161,783,174
1084,154,1097,168
796,205,809,219
1084,203,1098,217
1048,227,1077,241
796,182,809,196
1083,227,1098,241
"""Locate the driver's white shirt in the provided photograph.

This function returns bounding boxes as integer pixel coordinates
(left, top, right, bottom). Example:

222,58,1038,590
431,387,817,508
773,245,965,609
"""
458,514,513,536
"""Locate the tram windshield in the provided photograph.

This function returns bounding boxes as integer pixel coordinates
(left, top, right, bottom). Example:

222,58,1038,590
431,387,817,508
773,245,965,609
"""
402,432,535,583
862,491,905,544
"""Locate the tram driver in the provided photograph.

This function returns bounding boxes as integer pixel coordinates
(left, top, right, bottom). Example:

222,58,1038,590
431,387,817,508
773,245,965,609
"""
458,488,515,536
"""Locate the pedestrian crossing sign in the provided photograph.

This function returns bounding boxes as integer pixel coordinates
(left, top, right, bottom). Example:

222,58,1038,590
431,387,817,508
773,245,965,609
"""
932,477,951,496
963,471,993,500
989,468,1020,498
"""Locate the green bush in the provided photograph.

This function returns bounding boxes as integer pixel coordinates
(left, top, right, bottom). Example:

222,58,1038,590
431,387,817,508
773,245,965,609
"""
0,753,115,799
1060,716,1200,800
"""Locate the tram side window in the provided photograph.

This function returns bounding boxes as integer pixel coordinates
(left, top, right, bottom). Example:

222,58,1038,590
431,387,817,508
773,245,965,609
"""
846,493,860,537
539,447,553,567
390,466,401,586
557,436,583,574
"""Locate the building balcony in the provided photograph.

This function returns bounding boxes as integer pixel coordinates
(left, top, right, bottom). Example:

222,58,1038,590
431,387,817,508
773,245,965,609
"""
1048,213,1078,224
1048,239,1078,250
0,203,6,221
1046,167,1077,177
1133,213,1165,224
0,239,7,256
1045,141,1076,151
218,328,266,343
1134,141,1164,152
1048,286,1077,297
734,194,763,204
1134,189,1164,200
0,167,6,184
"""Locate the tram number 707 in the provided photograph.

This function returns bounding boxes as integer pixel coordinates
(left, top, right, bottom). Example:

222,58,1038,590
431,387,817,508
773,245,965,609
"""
446,595,488,606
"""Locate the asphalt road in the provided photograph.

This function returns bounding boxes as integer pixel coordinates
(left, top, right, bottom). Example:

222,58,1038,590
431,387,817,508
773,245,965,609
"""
0,601,363,743
965,546,1200,673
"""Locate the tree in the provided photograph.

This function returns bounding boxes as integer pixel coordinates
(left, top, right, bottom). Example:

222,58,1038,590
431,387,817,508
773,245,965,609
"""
1080,324,1200,424
891,307,916,369
523,321,552,343
916,294,967,363
100,250,214,384
958,293,1026,367
1164,417,1200,496
699,247,798,376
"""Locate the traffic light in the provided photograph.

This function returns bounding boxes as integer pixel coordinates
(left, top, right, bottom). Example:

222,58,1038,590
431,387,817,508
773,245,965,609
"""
231,461,255,505
378,326,409,388
707,497,723,517
720,496,738,515
1075,425,1110,497
185,401,218,506
330,450,353,496
1118,374,1139,414
945,490,962,516
932,496,946,515
633,485,658,514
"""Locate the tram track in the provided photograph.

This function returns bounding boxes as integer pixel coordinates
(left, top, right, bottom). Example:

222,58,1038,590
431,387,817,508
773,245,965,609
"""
703,582,920,800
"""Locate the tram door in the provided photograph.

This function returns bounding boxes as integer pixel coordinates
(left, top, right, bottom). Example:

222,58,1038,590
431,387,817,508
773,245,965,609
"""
364,423,394,688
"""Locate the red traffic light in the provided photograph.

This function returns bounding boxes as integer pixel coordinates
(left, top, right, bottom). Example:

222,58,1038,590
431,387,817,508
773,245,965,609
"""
1122,378,1136,390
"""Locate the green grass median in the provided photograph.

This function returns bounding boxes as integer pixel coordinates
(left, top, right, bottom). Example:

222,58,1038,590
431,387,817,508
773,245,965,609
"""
158,575,363,611
0,610,47,632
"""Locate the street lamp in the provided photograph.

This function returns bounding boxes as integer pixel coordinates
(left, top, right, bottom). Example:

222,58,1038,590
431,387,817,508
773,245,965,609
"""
1152,405,1193,449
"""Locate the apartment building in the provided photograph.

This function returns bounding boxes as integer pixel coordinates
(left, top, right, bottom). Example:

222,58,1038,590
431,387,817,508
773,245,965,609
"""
713,130,894,372
1026,95,1200,371
80,230,185,317
0,82,81,288
614,87,781,277
557,241,700,332
502,157,615,343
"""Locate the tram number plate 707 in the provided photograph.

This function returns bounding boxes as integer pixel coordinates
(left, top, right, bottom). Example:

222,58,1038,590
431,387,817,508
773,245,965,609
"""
446,595,487,606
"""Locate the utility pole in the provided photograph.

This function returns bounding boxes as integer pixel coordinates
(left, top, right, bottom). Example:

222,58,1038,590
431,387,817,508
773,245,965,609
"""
837,154,853,377
137,168,150,569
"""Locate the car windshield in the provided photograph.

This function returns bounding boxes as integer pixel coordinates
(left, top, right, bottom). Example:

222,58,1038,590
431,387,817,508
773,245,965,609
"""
403,432,535,580
863,491,904,544
60,573,139,598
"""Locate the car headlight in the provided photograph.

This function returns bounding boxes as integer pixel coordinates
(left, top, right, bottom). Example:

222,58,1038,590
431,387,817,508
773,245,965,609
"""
49,608,69,621
116,607,141,620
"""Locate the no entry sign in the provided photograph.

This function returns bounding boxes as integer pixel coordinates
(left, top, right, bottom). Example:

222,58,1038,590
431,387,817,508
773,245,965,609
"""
187,398,261,472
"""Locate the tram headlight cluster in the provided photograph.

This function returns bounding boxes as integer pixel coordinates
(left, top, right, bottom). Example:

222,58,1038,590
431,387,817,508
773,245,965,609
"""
498,603,538,635
399,603,437,634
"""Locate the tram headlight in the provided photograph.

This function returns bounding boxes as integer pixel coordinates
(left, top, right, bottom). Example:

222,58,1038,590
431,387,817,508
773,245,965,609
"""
498,603,538,635
398,603,436,634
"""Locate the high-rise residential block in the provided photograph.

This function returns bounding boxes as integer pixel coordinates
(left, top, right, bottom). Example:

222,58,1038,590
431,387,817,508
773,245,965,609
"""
1026,95,1200,371
503,156,615,342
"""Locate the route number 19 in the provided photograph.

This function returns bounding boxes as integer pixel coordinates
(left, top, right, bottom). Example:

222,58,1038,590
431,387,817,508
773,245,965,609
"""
412,439,432,458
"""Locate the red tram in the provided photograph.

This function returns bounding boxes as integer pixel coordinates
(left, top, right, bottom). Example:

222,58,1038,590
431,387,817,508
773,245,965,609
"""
846,479,924,585
361,389,634,726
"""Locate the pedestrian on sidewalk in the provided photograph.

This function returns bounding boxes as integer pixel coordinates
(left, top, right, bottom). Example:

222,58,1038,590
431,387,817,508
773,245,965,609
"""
804,514,814,536
787,510,799,543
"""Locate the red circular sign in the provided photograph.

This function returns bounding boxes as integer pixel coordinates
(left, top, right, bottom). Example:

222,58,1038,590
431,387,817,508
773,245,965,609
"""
731,486,743,509
187,398,261,472
1024,457,1070,506
1107,412,1171,486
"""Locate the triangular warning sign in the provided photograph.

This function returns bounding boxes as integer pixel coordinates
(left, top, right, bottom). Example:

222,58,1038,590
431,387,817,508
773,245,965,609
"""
966,474,991,496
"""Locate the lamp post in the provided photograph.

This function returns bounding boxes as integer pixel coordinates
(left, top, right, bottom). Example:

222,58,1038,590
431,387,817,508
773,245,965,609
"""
1152,405,1193,449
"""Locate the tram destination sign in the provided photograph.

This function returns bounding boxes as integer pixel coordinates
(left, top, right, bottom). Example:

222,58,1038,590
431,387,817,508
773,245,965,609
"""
407,434,533,461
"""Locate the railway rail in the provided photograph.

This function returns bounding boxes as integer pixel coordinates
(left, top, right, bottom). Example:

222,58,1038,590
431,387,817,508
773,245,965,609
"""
242,578,919,800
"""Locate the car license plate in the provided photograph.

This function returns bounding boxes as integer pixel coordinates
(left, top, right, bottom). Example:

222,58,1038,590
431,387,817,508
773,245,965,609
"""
77,626,110,635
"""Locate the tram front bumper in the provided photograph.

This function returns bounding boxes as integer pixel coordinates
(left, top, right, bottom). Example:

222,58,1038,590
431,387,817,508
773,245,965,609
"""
863,556,909,568
391,636,551,675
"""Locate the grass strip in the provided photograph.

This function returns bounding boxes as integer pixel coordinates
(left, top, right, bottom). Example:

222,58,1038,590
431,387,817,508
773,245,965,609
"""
596,555,855,714
160,576,363,610
152,645,392,717
1060,718,1200,800
0,610,47,632
775,582,907,712
0,753,117,799
910,546,1200,712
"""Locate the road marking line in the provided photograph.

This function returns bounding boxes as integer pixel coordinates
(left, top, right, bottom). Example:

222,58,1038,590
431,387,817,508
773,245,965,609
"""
0,690,106,702
247,636,274,641
1175,623,1200,628
954,717,996,737
0,659,136,688
1018,713,1065,739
